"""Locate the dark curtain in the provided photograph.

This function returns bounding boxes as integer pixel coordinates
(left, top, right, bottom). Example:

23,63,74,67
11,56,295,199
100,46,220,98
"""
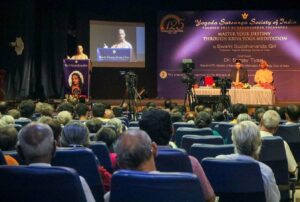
0,0,70,100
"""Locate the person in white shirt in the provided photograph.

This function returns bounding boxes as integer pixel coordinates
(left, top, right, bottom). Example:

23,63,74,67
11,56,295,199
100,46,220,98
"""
17,122,95,202
71,45,89,60
217,121,280,202
111,29,132,49
260,110,298,175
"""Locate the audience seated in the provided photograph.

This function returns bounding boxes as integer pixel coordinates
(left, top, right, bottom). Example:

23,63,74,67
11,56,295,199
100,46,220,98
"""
61,121,112,191
7,109,21,119
212,111,226,122
0,101,8,115
57,111,72,126
18,100,35,120
86,118,103,133
0,125,19,165
236,113,252,123
285,105,300,124
93,103,109,122
195,111,220,137
170,111,183,123
75,103,89,121
139,109,215,202
1,115,15,125
230,103,248,124
17,122,95,202
107,118,123,136
184,111,197,124
216,121,280,202
260,110,298,175
57,102,75,115
254,107,266,123
112,106,123,117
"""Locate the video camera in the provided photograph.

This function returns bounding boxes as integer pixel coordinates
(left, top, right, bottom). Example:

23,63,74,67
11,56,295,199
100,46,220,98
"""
181,59,196,86
215,77,231,95
120,71,137,88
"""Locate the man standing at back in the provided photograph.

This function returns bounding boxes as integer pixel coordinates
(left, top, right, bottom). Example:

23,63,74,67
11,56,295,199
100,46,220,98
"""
17,123,95,202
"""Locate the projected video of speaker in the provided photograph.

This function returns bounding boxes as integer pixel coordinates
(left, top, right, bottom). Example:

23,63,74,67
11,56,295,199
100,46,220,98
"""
90,20,145,68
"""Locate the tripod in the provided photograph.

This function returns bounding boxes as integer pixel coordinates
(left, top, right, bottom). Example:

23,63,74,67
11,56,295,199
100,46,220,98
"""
184,84,197,111
121,83,141,121
215,92,232,112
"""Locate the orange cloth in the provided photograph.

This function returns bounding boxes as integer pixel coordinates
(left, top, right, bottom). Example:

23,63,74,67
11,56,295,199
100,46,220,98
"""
254,69,273,84
4,155,19,166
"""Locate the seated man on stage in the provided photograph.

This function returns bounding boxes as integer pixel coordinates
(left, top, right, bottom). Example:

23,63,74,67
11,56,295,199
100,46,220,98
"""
229,59,248,88
71,45,89,60
254,59,274,89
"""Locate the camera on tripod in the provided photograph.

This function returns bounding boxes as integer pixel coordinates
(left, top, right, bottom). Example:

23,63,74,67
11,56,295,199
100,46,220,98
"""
215,77,231,95
120,71,137,88
181,59,196,86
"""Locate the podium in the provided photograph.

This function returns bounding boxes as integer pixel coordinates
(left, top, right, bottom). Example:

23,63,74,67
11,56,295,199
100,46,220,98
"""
63,59,90,99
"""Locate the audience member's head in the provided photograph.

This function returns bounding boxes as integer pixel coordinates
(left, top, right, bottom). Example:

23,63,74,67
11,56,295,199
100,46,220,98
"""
139,109,172,145
104,109,114,119
285,105,300,123
115,129,157,171
57,102,74,115
7,109,21,119
57,111,72,126
276,106,286,120
61,121,89,147
38,117,62,147
85,118,103,133
232,121,262,160
146,102,156,109
237,113,252,124
0,101,8,115
19,100,35,118
1,115,15,125
164,99,172,110
254,107,266,123
39,103,54,117
0,125,18,151
213,111,225,122
112,106,123,117
75,103,89,120
17,123,55,164
107,118,123,135
92,103,106,118
170,112,183,123
204,107,213,116
194,105,205,113
184,111,197,123
96,127,118,152
195,111,212,128
231,103,248,119
260,110,280,134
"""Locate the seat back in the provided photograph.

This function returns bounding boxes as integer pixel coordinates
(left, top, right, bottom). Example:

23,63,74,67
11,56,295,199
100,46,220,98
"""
15,119,31,127
89,141,113,173
190,144,234,163
52,147,104,202
173,122,195,132
275,124,300,163
129,121,139,127
0,150,6,165
214,122,234,143
110,169,204,202
175,127,213,146
259,136,289,200
227,127,233,144
181,135,224,154
202,158,265,202
0,166,86,202
13,124,23,131
155,148,193,173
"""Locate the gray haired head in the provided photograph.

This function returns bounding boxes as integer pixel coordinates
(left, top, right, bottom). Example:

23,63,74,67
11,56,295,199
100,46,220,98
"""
232,121,262,159
261,110,280,130
237,113,252,124
61,121,90,147
18,122,54,163
116,129,153,170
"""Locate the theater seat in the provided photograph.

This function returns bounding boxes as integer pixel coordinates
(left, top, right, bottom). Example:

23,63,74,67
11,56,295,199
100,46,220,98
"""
52,147,104,202
0,150,6,165
175,127,213,146
129,121,139,127
89,141,113,173
110,169,205,202
202,158,266,202
172,122,195,132
0,166,86,202
190,144,234,163
181,135,224,154
214,122,234,143
155,147,193,173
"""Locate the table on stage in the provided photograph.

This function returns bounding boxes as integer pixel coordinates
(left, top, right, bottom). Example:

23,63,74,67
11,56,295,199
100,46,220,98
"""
194,87,275,105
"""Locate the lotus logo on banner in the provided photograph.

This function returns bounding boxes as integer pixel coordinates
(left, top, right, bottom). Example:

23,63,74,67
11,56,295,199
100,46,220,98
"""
241,12,249,20
160,14,184,34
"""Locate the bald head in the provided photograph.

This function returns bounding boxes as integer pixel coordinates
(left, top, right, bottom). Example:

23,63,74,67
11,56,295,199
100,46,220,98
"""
18,123,55,164
116,129,155,170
